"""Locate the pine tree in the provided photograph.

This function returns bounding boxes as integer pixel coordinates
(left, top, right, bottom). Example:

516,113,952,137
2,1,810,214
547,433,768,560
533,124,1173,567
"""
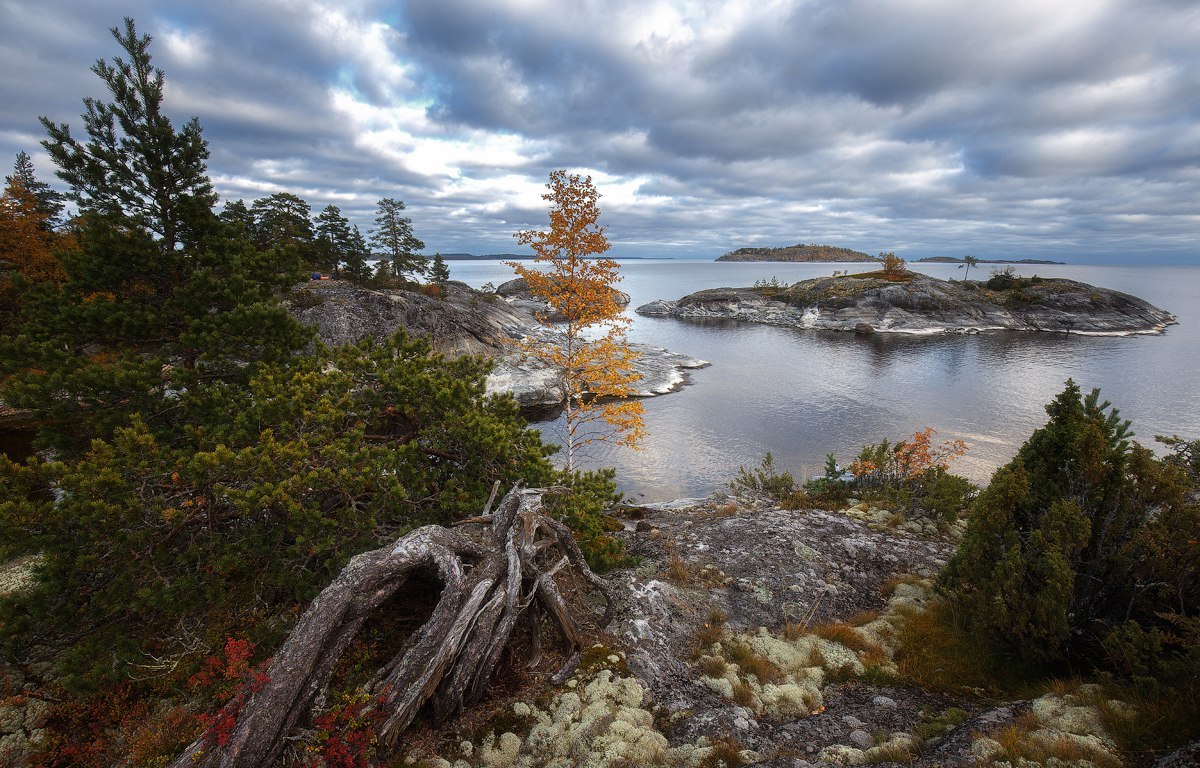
2,18,310,455
251,192,313,256
40,17,217,252
314,203,354,276
219,198,254,237
511,170,645,473
6,151,66,228
342,224,372,282
428,251,451,285
370,198,425,279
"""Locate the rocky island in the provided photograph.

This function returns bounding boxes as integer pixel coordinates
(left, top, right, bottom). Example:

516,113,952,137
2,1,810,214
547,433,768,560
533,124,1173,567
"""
716,244,877,263
637,271,1176,336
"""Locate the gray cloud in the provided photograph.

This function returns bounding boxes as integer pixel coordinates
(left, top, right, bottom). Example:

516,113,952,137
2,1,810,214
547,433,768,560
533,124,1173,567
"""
1,0,1198,263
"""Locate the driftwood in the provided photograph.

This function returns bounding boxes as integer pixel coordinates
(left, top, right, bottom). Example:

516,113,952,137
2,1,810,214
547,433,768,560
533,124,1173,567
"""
169,484,613,768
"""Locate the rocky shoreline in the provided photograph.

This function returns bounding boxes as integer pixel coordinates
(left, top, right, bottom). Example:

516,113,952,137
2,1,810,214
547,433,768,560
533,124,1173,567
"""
287,279,707,409
637,273,1176,336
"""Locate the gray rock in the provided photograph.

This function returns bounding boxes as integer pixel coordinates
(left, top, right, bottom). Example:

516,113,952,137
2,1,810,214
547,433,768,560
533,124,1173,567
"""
1153,740,1200,768
287,279,707,409
636,274,1176,335
873,695,898,709
848,729,874,749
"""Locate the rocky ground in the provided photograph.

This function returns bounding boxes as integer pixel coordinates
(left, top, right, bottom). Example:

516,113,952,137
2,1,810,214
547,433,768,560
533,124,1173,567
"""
637,274,1176,335
408,494,1193,768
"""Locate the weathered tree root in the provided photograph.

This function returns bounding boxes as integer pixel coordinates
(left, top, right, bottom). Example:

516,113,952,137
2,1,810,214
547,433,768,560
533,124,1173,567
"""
169,484,613,768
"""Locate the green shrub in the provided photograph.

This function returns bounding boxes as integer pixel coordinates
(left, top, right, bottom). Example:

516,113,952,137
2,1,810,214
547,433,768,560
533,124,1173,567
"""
940,380,1198,668
730,452,795,500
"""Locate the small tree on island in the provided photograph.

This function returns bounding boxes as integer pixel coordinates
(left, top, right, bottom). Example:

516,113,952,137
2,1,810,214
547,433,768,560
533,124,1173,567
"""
880,251,906,279
510,170,644,473
958,254,979,281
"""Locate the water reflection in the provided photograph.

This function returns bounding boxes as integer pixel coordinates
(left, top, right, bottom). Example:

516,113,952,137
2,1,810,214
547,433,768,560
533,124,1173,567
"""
451,260,1199,502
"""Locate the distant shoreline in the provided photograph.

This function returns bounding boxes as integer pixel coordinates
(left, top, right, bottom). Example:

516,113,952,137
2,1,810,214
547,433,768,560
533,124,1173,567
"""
914,256,1065,265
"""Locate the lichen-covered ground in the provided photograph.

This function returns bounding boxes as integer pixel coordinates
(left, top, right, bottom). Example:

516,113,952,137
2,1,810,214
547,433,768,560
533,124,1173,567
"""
404,495,1136,768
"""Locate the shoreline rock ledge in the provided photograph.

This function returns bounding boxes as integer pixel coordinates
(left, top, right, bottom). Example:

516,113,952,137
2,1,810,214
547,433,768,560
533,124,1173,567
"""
636,273,1176,336
287,279,707,409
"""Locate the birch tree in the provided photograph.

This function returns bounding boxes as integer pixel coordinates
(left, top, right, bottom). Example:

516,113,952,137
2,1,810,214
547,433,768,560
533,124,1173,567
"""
511,170,644,472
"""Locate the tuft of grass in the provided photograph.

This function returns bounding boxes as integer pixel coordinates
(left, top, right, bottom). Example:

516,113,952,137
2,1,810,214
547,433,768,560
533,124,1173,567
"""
700,735,748,768
891,600,1032,694
725,642,783,684
984,723,1122,768
731,681,756,707
691,609,729,657
810,622,886,658
665,544,692,585
865,740,914,764
697,656,728,678
1096,679,1200,765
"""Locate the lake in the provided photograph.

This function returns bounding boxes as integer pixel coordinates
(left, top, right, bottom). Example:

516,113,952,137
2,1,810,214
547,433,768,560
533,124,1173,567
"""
447,259,1200,502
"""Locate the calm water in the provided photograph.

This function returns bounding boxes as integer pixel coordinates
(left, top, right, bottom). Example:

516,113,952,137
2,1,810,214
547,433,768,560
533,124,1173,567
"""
449,259,1200,502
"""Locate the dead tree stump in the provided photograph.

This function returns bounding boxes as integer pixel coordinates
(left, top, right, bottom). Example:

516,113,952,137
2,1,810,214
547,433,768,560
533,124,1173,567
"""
169,484,613,768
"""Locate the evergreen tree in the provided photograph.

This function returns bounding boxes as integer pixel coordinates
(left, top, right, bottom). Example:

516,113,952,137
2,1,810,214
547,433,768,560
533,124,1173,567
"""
341,224,372,282
314,203,354,276
370,197,425,279
219,198,255,237
941,380,1191,665
2,18,310,455
40,17,217,252
251,192,313,251
6,151,66,228
428,251,451,285
0,332,556,688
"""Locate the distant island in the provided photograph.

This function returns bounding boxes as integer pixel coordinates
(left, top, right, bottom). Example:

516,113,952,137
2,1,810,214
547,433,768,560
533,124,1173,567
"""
915,256,1065,265
436,253,532,261
436,253,647,261
715,244,877,263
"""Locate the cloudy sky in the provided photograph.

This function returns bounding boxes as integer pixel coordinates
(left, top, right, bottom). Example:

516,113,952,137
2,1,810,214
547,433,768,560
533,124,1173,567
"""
2,1,1199,263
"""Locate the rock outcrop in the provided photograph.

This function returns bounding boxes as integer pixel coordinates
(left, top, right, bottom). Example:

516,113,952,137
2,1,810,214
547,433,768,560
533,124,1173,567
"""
637,274,1176,335
287,279,706,409
495,277,630,323
410,494,1132,768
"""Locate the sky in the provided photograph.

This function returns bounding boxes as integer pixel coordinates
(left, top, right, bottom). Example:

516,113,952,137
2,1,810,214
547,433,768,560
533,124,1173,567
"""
2,1,1199,264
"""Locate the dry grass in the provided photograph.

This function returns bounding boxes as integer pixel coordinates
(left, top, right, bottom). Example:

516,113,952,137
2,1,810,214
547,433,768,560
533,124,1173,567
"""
700,735,747,768
697,655,728,678
1096,680,1200,765
985,722,1122,768
890,601,1029,694
864,740,915,764
731,681,756,707
725,642,783,684
664,543,692,585
810,622,886,658
691,609,729,656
